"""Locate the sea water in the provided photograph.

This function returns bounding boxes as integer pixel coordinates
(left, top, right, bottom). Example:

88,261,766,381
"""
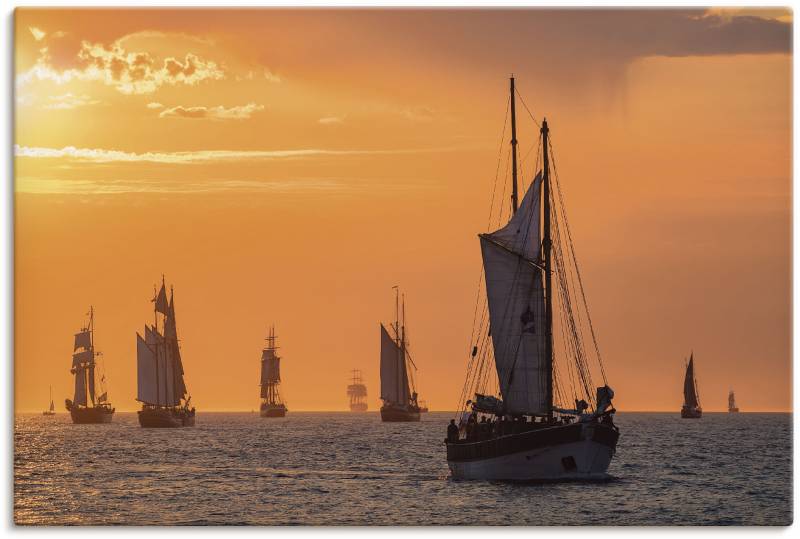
14,411,791,525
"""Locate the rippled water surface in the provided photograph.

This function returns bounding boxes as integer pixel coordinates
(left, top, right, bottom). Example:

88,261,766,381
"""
14,411,791,525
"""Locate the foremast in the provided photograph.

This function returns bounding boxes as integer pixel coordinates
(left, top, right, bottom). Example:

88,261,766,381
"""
71,306,96,408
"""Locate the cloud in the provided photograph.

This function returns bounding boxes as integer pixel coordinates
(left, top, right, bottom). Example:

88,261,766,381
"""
318,116,344,125
146,102,164,109
29,27,46,41
43,93,101,110
17,40,224,95
15,176,349,195
15,144,456,164
158,103,265,120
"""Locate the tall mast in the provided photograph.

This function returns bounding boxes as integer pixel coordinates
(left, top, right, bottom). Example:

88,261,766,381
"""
542,118,553,419
88,306,94,406
510,76,519,214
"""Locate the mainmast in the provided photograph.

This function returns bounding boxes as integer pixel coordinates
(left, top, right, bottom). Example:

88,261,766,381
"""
510,76,519,214
542,118,553,419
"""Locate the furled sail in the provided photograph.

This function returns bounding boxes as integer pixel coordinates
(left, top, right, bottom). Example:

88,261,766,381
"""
347,384,367,397
380,324,410,405
479,174,548,416
683,355,699,408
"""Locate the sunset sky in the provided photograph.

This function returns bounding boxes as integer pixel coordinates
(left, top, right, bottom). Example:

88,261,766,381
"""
14,8,792,412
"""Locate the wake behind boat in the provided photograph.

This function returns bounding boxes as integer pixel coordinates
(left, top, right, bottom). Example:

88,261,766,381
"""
380,288,422,422
65,307,114,424
445,77,618,481
259,325,287,418
681,353,702,418
136,278,195,428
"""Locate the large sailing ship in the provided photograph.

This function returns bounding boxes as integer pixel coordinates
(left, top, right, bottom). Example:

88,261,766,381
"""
728,390,739,413
65,307,115,424
136,278,195,428
681,353,702,418
445,77,619,481
42,386,55,416
380,288,422,422
260,326,287,418
347,369,368,412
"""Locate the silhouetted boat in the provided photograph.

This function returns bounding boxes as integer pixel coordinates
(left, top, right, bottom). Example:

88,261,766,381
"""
65,307,115,424
380,288,422,422
419,400,429,413
445,77,618,481
681,353,702,418
347,369,368,412
136,278,195,428
728,389,739,413
42,386,55,416
260,326,287,418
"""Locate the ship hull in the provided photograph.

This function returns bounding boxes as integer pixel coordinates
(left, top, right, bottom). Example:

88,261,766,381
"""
260,404,287,418
728,408,739,413
70,406,114,424
446,421,618,481
681,406,702,418
42,411,55,416
138,407,195,428
349,403,368,413
380,404,420,422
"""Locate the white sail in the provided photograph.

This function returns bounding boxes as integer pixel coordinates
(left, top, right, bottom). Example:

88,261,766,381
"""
73,330,91,351
73,368,87,407
480,175,549,415
136,332,159,405
380,324,410,405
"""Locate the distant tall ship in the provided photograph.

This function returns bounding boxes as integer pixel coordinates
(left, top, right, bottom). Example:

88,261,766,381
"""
445,77,618,481
380,288,422,422
65,307,115,424
728,390,740,413
347,369,368,412
681,353,702,418
42,386,55,416
136,278,195,428
260,326,287,418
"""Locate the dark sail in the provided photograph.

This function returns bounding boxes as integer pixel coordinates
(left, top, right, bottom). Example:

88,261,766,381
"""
683,356,699,408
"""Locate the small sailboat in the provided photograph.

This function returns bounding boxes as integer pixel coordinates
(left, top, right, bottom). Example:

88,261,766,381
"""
728,389,740,413
136,278,195,428
42,386,55,416
681,353,702,418
347,369,368,412
65,307,115,423
445,77,618,481
380,287,422,422
260,326,287,418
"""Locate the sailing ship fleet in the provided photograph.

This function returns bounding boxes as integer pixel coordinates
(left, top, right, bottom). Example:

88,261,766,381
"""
39,77,743,481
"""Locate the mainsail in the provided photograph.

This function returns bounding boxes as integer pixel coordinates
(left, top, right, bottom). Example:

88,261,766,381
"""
71,309,96,407
260,348,281,397
136,282,188,408
380,323,410,405
683,355,699,408
479,174,548,415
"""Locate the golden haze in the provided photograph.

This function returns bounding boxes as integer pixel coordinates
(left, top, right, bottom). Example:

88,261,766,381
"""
14,9,791,412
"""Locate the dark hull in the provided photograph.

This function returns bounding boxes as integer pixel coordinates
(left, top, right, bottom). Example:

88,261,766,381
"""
138,407,195,428
349,403,368,412
681,406,702,419
260,404,287,418
380,405,420,422
70,406,114,424
42,411,55,416
729,408,739,413
446,420,619,481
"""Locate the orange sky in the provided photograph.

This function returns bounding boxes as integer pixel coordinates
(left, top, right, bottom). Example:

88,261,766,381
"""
14,8,792,412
